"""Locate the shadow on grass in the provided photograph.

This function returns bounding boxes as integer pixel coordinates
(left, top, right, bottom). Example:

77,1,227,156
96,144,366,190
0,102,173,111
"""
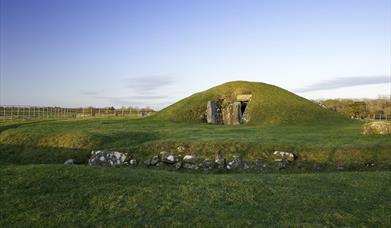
0,130,160,165
0,144,91,165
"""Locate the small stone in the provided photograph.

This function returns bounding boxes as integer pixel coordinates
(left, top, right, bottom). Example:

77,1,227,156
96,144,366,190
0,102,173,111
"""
130,159,138,165
215,154,226,169
159,151,169,160
202,159,215,170
255,159,266,167
143,159,151,166
273,151,296,161
175,162,182,170
365,161,375,167
156,162,165,167
150,156,159,166
226,156,241,170
277,161,287,170
64,159,75,165
183,155,197,164
164,155,176,164
243,163,250,170
183,163,198,170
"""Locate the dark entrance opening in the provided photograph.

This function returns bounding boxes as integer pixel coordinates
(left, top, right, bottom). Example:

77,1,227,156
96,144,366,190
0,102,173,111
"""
240,101,248,115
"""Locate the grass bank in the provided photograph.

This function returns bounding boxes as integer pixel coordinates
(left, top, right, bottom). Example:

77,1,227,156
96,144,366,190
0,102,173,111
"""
0,118,390,166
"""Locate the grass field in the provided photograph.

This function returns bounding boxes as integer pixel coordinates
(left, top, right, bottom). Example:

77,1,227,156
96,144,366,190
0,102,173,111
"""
0,118,390,166
1,165,390,227
1,117,390,226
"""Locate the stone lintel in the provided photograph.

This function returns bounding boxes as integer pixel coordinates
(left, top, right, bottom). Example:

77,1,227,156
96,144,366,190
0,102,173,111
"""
237,94,252,102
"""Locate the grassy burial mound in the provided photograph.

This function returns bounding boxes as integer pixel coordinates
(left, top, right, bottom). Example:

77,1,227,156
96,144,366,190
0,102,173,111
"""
0,82,389,167
154,81,348,125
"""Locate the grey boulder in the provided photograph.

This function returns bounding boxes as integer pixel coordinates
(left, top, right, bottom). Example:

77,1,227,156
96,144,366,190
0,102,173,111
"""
182,155,197,164
88,150,128,166
227,155,242,170
273,151,296,161
159,151,176,164
215,154,226,169
150,156,160,166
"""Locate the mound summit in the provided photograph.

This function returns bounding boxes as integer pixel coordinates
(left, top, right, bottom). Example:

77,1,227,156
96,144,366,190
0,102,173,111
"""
154,81,348,125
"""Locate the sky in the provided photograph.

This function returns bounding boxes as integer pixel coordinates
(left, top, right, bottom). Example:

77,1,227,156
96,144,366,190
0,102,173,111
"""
1,0,390,109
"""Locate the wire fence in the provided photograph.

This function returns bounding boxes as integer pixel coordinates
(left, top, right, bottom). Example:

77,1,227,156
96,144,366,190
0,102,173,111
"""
348,114,391,121
1,105,389,121
362,114,391,121
0,105,155,121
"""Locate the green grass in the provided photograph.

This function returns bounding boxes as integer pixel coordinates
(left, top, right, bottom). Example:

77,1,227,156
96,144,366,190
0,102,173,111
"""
155,81,349,125
1,118,390,166
1,165,390,227
0,107,390,226
1,82,387,166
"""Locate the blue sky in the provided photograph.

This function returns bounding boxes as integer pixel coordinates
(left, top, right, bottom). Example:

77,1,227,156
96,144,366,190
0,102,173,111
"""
1,0,390,109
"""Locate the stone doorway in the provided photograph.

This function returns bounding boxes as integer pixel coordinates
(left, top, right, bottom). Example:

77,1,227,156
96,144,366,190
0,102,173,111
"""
206,94,252,125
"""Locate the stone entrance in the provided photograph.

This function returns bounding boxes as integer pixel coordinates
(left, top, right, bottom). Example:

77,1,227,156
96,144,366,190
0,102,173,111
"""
206,94,252,125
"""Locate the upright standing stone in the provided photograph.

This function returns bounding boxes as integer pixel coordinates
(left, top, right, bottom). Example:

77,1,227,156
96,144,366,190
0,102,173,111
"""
242,102,250,124
232,102,242,125
222,103,233,125
206,101,217,124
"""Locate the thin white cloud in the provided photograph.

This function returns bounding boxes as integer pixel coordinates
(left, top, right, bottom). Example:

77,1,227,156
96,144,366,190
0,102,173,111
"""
124,75,174,93
94,95,170,107
295,76,389,93
79,90,102,95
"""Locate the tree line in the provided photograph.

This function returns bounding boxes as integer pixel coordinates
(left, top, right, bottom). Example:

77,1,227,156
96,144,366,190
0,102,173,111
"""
316,97,391,119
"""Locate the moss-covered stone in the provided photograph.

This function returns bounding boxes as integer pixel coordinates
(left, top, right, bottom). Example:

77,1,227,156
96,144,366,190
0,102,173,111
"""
362,121,391,135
